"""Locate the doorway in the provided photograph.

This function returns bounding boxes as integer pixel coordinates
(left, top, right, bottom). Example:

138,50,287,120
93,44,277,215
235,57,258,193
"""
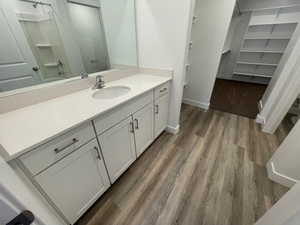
210,79,266,118
211,4,300,119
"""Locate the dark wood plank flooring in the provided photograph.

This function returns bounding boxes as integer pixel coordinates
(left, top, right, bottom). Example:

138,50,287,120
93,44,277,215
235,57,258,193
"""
76,104,289,225
210,79,267,119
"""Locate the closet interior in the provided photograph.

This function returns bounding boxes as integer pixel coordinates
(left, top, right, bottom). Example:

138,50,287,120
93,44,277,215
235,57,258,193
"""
203,3,300,118
218,5,300,85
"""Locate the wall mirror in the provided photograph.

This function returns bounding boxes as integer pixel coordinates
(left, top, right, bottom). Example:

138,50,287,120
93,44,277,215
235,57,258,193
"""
0,0,138,93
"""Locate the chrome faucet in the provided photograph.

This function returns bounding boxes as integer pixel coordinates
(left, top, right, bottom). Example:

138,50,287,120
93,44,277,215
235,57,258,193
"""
93,75,105,89
80,72,88,79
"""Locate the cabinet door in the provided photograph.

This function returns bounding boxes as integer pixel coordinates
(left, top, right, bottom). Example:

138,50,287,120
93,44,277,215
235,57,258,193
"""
99,117,136,183
35,139,110,224
154,94,170,138
133,104,154,157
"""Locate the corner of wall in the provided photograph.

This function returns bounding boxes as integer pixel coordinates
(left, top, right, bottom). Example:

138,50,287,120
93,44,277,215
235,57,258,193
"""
267,161,298,188
256,113,266,125
182,98,210,111
166,125,180,135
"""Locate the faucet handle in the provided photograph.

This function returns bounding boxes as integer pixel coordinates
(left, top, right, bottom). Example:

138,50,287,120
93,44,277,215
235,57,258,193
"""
96,75,104,82
80,72,88,79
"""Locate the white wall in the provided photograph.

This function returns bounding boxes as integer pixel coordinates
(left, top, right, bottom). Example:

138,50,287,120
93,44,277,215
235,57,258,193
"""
183,0,236,109
101,0,137,67
218,12,251,79
255,182,300,225
267,118,300,186
0,191,25,225
136,0,194,131
0,156,66,225
223,16,239,53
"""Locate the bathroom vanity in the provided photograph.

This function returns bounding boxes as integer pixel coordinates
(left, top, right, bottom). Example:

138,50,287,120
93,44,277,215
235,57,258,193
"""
0,1,175,224
0,74,171,224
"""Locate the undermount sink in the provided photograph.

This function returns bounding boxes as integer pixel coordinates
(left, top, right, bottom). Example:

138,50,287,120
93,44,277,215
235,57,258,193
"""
92,86,131,99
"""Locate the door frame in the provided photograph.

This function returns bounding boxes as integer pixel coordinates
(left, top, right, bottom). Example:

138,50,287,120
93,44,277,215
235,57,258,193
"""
257,23,300,134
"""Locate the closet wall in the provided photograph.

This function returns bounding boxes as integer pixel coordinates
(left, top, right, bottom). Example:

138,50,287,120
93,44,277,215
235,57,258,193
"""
136,0,194,131
183,0,236,109
218,6,300,85
217,10,251,80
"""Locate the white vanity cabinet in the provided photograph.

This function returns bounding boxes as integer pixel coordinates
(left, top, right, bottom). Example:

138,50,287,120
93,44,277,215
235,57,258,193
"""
18,123,110,224
94,91,155,183
94,83,170,183
98,103,154,183
33,139,110,224
133,104,154,157
98,117,136,183
15,80,171,225
154,83,170,138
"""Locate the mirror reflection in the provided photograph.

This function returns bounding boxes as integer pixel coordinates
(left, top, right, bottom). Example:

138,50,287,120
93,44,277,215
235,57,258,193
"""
0,0,137,92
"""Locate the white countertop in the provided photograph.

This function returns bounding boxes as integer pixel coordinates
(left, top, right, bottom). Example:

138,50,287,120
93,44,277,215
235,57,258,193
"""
0,74,171,160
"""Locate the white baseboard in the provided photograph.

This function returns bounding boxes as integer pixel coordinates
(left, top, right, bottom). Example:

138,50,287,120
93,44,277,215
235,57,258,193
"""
166,125,180,135
182,98,210,111
267,161,298,188
256,113,266,124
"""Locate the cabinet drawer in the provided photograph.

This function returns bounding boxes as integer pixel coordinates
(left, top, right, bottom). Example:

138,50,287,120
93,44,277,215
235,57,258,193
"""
93,91,153,135
19,122,95,176
154,82,170,99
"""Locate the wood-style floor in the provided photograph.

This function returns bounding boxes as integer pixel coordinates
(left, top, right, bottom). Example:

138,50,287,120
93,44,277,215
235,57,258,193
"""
210,79,267,119
76,104,289,225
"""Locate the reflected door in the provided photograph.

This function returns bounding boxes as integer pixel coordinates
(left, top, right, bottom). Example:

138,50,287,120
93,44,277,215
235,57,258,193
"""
67,2,110,73
0,1,40,92
17,1,71,82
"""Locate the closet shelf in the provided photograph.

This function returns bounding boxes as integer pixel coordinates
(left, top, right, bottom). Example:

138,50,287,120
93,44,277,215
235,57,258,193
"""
222,48,231,54
249,22,297,27
244,35,291,40
228,7,299,85
234,72,272,78
236,61,278,67
240,49,284,54
231,76,270,85
36,44,52,48
44,63,59,67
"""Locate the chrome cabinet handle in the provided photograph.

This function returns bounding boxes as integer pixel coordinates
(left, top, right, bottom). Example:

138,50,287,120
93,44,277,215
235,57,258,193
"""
54,138,79,154
130,121,134,133
94,146,101,160
32,66,39,72
134,119,139,129
160,87,167,93
155,105,159,114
